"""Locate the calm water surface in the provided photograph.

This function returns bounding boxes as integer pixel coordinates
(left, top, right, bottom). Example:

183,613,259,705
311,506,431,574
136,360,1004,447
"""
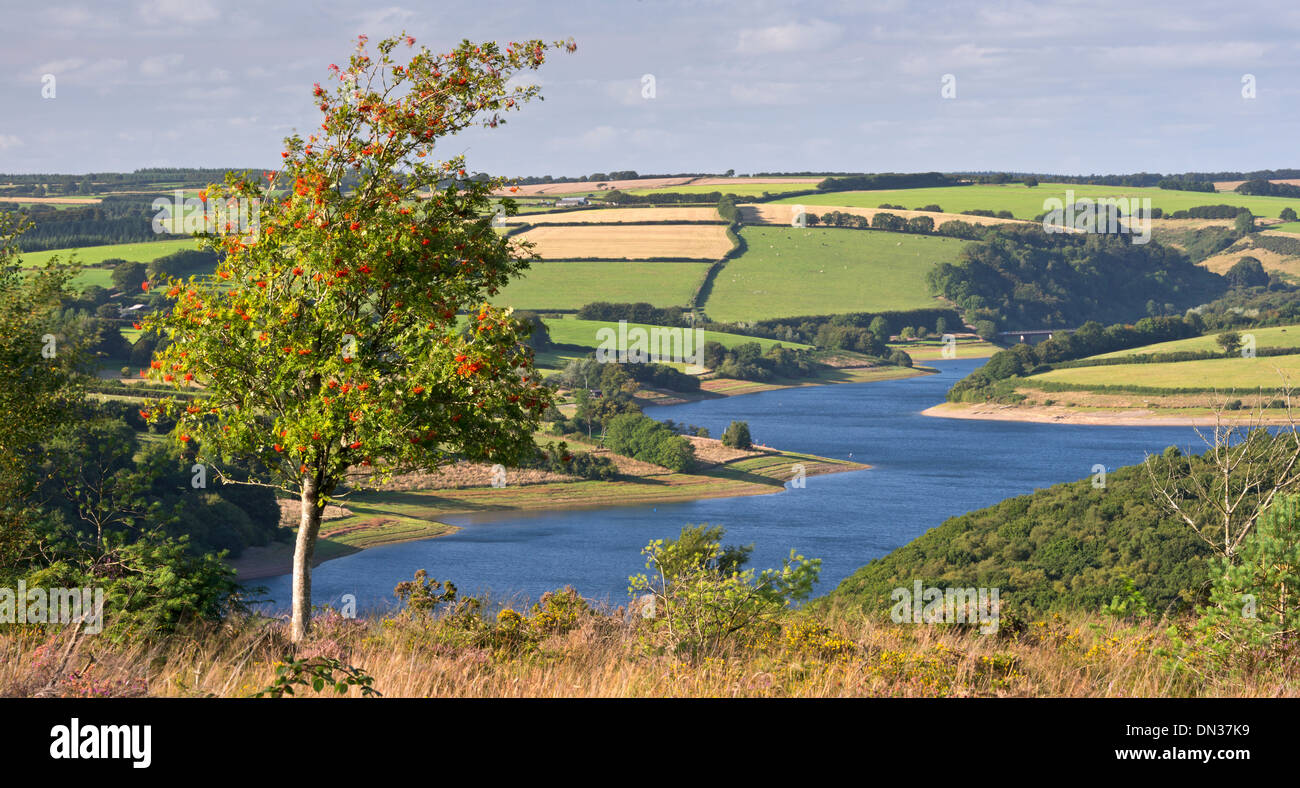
252,359,1204,613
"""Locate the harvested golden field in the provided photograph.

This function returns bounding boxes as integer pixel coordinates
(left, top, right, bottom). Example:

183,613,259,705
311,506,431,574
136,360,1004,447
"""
1213,178,1300,191
495,177,694,196
505,206,721,224
1200,244,1300,279
738,203,1024,227
1149,217,1237,233
518,224,733,259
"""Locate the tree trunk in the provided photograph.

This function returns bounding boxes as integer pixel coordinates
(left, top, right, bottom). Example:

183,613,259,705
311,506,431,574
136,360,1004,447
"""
290,475,322,642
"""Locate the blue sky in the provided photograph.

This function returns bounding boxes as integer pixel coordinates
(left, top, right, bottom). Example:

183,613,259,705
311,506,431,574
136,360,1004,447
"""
1,0,1297,177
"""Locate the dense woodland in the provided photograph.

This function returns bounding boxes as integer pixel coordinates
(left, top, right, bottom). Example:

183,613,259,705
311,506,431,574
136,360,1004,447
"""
827,454,1215,618
927,225,1228,331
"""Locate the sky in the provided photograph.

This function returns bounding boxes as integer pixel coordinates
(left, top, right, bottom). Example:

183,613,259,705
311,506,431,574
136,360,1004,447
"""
1,0,1298,177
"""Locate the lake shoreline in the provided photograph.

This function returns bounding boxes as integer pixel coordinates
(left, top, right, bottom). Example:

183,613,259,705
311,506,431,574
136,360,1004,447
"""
921,401,1298,426
233,447,867,582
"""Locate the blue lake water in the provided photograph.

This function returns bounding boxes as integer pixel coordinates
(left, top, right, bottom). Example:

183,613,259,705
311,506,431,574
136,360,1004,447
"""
251,358,1205,614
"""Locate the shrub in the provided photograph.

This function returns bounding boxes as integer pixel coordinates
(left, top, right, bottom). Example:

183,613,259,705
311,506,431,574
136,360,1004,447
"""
721,420,752,449
628,524,820,658
889,349,914,367
603,413,696,471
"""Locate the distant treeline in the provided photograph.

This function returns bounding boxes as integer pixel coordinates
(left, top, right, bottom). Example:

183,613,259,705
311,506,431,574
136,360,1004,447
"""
576,301,691,326
703,308,964,350
810,210,992,240
1234,179,1300,198
0,167,254,195
1158,178,1217,192
815,172,964,193
6,196,162,251
950,169,1300,187
1163,204,1251,219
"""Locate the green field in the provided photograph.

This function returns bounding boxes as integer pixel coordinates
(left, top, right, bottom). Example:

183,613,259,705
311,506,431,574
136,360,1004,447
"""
702,226,960,323
492,260,708,310
544,315,811,352
19,238,202,268
1031,353,1300,390
1091,324,1300,359
892,339,998,360
774,182,1300,221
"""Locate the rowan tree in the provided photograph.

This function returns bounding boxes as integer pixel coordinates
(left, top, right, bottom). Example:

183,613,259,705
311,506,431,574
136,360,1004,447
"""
138,33,575,640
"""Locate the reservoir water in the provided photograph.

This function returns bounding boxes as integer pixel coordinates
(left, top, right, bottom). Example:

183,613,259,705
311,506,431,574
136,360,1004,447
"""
252,358,1205,614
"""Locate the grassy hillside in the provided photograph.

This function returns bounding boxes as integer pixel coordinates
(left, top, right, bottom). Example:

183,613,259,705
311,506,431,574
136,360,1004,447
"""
1091,324,1300,358
775,182,1300,221
19,238,202,267
1030,354,1300,391
702,226,960,322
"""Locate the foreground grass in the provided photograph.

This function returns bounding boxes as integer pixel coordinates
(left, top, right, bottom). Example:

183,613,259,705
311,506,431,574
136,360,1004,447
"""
4,604,1294,697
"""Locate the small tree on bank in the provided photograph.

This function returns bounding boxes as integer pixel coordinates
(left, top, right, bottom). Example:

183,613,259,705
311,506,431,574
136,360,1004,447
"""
139,33,574,640
721,420,752,450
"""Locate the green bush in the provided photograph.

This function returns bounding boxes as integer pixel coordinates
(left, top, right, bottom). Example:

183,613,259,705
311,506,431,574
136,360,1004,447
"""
721,420,752,449
603,413,695,472
629,524,820,658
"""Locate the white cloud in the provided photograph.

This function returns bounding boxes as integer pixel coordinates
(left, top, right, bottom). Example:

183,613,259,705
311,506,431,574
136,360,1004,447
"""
354,6,417,33
137,0,218,23
577,125,618,148
729,81,811,106
736,19,842,55
140,54,184,77
0,135,23,150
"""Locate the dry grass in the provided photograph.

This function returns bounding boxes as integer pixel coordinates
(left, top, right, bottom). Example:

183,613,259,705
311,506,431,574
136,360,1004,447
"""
738,203,1025,227
2,605,1294,698
518,224,733,259
355,462,576,491
684,435,766,466
505,206,721,224
1213,178,1300,192
1199,243,1300,280
276,499,353,527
